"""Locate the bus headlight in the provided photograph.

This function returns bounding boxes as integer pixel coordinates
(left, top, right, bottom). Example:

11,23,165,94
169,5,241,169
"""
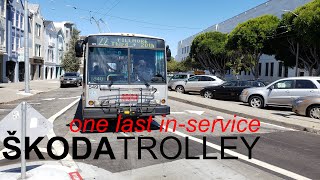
88,100,94,106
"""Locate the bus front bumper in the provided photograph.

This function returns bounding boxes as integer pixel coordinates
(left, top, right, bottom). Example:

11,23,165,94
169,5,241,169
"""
83,105,170,119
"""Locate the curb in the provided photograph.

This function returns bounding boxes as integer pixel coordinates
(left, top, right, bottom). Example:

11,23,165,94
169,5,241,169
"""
169,95,320,135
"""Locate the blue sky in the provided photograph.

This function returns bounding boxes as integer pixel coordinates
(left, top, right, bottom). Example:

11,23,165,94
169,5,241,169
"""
29,0,266,57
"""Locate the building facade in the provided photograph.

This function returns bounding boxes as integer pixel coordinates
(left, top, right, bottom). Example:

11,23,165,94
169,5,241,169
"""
176,0,312,82
53,21,74,75
43,20,57,80
0,0,6,83
5,0,25,83
28,3,44,80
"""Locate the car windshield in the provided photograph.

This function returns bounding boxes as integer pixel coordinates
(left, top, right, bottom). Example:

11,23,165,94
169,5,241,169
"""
64,73,77,77
222,81,238,86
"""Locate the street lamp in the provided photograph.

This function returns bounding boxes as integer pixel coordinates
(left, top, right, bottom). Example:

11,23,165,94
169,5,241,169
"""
282,9,299,77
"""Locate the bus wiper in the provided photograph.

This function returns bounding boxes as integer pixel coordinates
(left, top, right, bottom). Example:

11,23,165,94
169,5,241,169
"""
140,77,150,88
108,80,113,88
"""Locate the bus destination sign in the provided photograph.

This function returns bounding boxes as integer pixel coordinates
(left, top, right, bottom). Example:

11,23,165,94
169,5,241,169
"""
88,36,164,48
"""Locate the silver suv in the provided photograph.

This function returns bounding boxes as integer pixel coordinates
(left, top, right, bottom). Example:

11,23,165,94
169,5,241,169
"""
240,77,320,108
172,75,224,93
168,73,194,90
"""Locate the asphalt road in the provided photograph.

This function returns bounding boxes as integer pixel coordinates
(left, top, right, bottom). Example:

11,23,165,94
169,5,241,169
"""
0,86,319,179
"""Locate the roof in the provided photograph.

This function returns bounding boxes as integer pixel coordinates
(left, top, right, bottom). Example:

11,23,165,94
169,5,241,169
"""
87,33,164,40
280,76,320,80
43,20,53,27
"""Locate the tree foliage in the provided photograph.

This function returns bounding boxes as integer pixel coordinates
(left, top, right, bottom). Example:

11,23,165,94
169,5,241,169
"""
62,28,81,72
190,32,228,77
271,0,320,75
227,15,280,79
167,57,202,73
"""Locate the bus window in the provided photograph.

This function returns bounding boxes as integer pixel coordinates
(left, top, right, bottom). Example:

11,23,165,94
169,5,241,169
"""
130,49,166,84
88,47,128,84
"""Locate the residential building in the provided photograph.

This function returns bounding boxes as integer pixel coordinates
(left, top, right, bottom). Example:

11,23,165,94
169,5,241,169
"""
53,21,74,75
0,0,6,83
56,27,64,78
28,3,44,80
43,20,57,80
5,0,26,82
176,0,312,82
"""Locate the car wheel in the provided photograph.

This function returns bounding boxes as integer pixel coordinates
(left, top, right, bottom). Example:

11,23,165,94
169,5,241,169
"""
307,105,320,119
204,90,213,99
60,84,64,88
249,96,264,108
175,85,185,93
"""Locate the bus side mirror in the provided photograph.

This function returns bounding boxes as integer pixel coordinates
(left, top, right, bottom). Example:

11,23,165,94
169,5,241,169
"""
75,40,84,57
166,45,171,61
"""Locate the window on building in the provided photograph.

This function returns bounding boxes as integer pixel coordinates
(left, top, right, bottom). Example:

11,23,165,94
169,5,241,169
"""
0,0,4,17
299,72,304,76
35,44,41,56
66,30,69,38
278,62,283,77
66,43,69,51
16,35,19,51
20,14,23,30
284,66,288,77
258,63,261,76
11,31,15,51
182,47,184,54
16,11,19,28
270,63,274,77
36,23,41,37
265,63,269,76
11,8,15,23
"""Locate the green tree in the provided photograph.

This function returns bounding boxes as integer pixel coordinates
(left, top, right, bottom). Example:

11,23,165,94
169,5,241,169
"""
190,32,229,77
227,15,280,79
62,28,81,72
271,0,320,75
167,57,180,72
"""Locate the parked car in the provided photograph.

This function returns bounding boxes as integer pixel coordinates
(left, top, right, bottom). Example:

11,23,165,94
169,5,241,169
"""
172,75,224,93
168,73,194,90
60,72,82,88
240,77,320,108
292,96,320,119
200,80,266,100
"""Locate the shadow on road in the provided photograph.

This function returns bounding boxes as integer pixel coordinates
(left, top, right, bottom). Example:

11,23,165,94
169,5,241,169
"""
70,100,160,133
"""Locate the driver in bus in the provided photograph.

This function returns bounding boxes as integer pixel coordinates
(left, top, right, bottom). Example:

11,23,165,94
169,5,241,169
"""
134,59,153,82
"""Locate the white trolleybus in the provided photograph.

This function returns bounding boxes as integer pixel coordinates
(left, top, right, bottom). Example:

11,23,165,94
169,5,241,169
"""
75,33,171,120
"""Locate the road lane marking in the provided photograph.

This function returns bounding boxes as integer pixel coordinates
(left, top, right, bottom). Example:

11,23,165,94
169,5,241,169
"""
120,132,129,137
58,96,81,100
260,122,297,131
48,98,80,123
47,98,81,170
170,112,185,114
164,127,311,180
185,110,204,115
42,98,56,101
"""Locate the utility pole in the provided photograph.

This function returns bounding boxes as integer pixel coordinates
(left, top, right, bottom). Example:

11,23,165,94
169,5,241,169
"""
24,0,30,93
295,42,299,77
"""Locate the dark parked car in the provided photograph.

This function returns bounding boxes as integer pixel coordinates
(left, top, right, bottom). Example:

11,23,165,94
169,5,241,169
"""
200,80,265,101
60,72,82,88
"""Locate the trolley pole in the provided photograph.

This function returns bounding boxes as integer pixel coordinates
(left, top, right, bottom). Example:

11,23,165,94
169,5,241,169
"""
24,0,30,93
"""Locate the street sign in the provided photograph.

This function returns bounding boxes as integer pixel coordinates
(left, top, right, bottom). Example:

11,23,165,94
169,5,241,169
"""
0,102,53,148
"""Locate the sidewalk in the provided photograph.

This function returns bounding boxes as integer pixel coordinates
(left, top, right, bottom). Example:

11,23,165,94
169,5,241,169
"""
168,91,320,134
0,80,60,104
